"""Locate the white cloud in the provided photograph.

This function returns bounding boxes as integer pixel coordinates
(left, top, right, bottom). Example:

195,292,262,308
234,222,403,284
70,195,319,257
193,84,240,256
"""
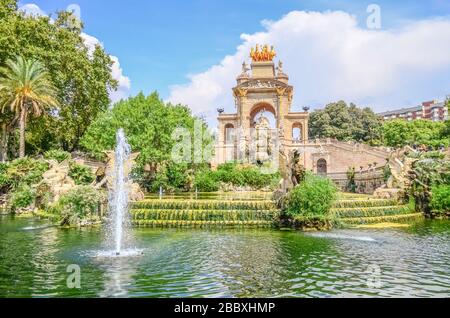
167,11,450,125
18,3,131,103
109,56,131,102
80,33,131,102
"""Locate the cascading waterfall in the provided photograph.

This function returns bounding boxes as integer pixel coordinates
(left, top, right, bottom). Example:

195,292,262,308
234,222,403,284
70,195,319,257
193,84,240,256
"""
110,128,131,256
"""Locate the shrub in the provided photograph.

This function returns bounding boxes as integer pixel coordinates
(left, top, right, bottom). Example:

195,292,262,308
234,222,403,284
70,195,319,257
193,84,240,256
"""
284,173,338,218
346,167,356,193
430,185,450,214
69,162,95,185
194,163,280,192
10,184,36,210
44,150,71,163
0,163,10,189
51,186,106,226
6,157,49,188
194,170,219,192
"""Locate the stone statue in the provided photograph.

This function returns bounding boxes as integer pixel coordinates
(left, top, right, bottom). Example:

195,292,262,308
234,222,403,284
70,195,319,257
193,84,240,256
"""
242,62,249,73
277,61,283,73
95,151,145,202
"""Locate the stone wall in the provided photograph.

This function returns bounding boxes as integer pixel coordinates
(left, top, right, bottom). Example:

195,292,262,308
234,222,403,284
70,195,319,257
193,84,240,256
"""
328,166,385,194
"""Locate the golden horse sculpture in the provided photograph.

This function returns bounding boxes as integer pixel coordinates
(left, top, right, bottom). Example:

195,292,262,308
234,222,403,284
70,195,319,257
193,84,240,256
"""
250,44,276,62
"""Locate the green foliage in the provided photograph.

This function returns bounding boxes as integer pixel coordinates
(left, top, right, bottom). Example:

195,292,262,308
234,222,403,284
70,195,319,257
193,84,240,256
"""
132,199,276,211
131,209,278,222
408,153,450,214
382,119,449,148
284,173,337,218
194,163,280,192
383,164,392,182
44,150,71,163
430,185,450,214
0,162,10,188
346,167,356,193
10,184,35,209
81,92,213,191
194,170,219,192
5,157,48,188
68,162,94,185
0,2,117,154
0,56,58,158
309,101,382,143
50,186,105,226
132,219,273,228
331,205,412,218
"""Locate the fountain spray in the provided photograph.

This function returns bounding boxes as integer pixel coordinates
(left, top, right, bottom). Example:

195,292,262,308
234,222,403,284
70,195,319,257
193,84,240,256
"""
110,129,131,256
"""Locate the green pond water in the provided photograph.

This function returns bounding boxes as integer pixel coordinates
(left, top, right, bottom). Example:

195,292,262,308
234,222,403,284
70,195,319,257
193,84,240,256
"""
0,216,449,298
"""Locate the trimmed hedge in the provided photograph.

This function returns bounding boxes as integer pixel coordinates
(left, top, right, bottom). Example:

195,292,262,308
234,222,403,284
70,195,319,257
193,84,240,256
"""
331,205,412,218
131,209,279,222
132,219,274,228
132,200,276,211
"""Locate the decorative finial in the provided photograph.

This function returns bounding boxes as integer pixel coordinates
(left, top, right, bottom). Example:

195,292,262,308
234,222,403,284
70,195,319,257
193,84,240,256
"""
303,106,310,112
217,108,224,115
250,44,276,62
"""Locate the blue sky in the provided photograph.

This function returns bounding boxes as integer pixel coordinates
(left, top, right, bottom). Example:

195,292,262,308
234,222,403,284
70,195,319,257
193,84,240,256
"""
20,0,450,101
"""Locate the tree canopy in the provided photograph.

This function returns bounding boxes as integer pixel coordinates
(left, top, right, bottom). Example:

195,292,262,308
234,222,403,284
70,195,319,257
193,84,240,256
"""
81,92,213,191
0,56,58,158
308,101,382,144
0,0,117,155
381,119,449,148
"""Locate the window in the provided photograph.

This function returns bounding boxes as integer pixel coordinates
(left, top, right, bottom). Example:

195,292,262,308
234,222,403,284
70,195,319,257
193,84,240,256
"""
224,124,235,144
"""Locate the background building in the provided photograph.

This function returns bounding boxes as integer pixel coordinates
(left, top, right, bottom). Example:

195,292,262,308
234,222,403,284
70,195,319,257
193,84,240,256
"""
379,98,449,122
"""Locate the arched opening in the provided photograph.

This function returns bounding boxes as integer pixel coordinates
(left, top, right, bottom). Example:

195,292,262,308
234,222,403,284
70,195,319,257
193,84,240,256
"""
224,123,235,144
292,123,303,143
317,159,327,176
249,103,277,129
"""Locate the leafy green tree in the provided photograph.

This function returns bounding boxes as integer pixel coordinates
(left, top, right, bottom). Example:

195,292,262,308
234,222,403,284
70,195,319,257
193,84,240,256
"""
309,101,382,143
382,119,448,148
81,92,213,191
0,1,117,154
0,56,57,157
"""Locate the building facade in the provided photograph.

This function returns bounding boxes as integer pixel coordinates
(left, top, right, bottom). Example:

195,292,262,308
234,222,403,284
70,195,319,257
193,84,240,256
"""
379,99,449,122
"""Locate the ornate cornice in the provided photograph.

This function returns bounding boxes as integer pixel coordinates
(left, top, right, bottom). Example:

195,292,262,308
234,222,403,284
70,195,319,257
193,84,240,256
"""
233,79,293,94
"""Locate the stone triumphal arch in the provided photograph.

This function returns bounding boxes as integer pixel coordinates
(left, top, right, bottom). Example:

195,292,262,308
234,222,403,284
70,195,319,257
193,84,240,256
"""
215,45,309,165
213,45,392,193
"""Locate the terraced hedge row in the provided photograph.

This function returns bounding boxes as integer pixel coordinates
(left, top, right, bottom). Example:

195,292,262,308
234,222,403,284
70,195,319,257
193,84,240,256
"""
340,213,423,225
131,220,274,228
131,209,279,222
131,200,276,211
331,205,412,218
332,199,399,208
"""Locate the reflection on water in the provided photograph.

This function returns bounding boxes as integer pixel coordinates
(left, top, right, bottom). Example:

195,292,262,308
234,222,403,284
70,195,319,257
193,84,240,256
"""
0,216,449,298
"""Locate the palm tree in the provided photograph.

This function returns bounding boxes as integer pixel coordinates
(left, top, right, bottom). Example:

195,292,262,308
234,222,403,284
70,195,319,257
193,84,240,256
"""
0,56,57,158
